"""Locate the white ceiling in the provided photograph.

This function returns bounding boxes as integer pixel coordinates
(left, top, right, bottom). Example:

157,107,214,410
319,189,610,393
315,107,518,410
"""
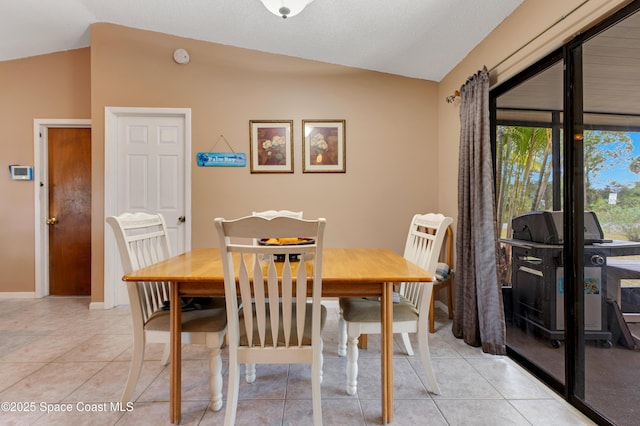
0,0,524,81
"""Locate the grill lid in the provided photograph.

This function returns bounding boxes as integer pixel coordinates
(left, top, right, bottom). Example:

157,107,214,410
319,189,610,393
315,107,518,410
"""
511,211,605,244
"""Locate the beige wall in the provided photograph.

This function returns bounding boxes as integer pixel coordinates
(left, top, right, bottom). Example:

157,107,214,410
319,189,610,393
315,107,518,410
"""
0,49,91,292
90,24,439,303
1,0,632,302
1,24,440,301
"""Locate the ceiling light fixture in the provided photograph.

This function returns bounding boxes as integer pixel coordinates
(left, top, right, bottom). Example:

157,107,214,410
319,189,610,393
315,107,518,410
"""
259,0,314,19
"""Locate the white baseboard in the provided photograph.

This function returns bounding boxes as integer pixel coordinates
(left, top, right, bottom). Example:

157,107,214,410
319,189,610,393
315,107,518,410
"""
0,294,108,310
0,292,37,299
89,301,105,310
0,294,452,313
434,300,450,315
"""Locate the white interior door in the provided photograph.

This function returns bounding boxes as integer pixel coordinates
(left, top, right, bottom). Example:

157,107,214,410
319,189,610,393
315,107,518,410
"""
117,115,186,252
104,107,191,308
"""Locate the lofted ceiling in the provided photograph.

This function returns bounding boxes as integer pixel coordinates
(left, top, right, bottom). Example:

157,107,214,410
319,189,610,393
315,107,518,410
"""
0,0,524,82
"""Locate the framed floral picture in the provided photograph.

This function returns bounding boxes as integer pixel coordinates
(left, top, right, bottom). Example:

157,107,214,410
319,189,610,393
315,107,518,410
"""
302,120,346,173
249,120,294,173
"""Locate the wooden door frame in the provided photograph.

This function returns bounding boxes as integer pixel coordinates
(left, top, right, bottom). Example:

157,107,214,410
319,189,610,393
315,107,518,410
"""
34,119,92,299
104,107,192,309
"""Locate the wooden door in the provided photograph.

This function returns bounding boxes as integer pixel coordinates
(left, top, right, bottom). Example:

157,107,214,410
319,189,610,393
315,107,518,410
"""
48,128,92,295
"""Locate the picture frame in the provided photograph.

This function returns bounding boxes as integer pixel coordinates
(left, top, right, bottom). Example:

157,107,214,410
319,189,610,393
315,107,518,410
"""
249,120,294,173
302,120,346,173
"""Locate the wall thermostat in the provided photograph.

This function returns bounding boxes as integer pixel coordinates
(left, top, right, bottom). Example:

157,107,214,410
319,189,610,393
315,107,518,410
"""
9,165,33,180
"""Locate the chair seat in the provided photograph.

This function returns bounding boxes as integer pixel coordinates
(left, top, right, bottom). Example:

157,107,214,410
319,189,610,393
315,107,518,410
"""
146,307,227,333
178,296,227,311
339,296,418,323
239,303,327,346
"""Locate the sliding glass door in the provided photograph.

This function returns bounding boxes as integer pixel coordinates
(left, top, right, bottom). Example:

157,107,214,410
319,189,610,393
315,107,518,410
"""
578,8,640,424
492,3,640,424
494,55,567,390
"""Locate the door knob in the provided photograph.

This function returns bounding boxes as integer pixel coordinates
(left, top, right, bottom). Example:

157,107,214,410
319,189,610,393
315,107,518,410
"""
46,217,58,225
178,216,186,223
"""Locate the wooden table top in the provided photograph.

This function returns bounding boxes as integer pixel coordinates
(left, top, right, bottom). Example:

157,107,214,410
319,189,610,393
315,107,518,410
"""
123,247,434,285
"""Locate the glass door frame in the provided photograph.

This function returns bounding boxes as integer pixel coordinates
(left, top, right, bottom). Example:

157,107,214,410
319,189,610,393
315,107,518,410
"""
491,47,566,396
490,2,640,424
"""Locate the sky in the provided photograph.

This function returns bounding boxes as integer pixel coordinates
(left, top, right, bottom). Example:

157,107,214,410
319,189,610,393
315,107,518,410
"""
590,132,640,189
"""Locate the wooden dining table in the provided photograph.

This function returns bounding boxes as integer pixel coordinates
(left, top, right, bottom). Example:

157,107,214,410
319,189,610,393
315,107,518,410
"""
123,247,434,424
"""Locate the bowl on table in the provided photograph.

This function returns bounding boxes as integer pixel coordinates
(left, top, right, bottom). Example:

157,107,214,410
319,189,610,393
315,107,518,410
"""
257,237,315,261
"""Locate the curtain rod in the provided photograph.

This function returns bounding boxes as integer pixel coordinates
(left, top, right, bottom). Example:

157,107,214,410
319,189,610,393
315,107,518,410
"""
445,0,591,103
489,0,590,72
446,90,460,104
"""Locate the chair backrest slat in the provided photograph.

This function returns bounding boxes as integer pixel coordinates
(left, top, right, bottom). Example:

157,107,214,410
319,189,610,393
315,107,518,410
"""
296,256,308,346
268,255,282,346
237,254,256,345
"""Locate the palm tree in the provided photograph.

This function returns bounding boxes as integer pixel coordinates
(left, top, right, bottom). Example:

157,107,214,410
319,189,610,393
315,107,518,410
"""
496,126,550,239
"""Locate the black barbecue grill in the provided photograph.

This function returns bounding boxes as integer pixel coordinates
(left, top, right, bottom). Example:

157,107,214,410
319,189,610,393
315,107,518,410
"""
502,211,631,348
511,211,607,245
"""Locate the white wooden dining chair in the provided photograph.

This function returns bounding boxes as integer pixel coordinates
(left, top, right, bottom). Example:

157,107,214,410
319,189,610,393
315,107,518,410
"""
215,215,326,426
106,212,227,410
337,213,453,396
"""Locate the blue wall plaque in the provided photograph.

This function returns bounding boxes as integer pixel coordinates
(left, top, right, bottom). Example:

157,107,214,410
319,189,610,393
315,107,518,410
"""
197,152,247,167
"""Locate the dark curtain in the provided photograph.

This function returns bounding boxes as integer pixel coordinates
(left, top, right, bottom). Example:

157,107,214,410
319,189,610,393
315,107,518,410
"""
452,67,506,355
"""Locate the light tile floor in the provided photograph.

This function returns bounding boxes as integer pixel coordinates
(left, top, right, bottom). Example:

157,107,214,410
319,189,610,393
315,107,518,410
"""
0,297,594,425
